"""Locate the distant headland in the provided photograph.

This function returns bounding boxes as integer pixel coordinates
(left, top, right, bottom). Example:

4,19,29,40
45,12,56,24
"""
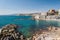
15,9,60,20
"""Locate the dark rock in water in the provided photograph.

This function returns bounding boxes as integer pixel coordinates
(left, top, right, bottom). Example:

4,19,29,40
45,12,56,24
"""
0,24,26,40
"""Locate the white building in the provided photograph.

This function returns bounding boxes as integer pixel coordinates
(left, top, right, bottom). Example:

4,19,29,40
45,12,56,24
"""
58,9,60,15
41,12,47,16
34,15,40,20
46,15,58,19
34,15,46,20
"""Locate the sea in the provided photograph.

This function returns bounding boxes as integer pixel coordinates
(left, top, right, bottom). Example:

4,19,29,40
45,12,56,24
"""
0,15,60,37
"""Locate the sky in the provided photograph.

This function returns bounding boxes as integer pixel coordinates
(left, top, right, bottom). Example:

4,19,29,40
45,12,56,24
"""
0,0,60,15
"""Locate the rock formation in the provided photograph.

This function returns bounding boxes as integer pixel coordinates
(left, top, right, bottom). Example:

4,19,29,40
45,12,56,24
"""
0,24,25,40
32,26,60,40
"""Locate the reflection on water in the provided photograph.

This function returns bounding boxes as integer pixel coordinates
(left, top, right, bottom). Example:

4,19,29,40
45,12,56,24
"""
35,20,39,27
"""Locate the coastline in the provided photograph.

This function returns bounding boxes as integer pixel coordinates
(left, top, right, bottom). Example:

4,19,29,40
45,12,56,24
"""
45,19,60,22
35,19,60,22
31,26,60,40
0,23,60,40
0,29,1,33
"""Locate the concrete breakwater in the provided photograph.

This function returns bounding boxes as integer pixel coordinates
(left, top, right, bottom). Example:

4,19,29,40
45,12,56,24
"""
0,24,25,40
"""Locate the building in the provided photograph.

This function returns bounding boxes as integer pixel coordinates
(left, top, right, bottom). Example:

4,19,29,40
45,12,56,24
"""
47,9,58,16
58,9,60,15
46,15,57,19
34,15,40,20
41,12,47,16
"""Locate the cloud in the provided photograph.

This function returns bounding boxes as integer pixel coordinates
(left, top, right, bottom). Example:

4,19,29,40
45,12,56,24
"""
0,10,18,15
0,9,41,15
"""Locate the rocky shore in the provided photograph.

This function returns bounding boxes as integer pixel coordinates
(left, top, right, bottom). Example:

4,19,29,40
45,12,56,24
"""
31,26,60,40
0,24,60,40
0,24,25,40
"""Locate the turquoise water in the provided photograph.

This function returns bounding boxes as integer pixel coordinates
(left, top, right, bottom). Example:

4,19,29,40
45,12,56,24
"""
0,16,60,37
